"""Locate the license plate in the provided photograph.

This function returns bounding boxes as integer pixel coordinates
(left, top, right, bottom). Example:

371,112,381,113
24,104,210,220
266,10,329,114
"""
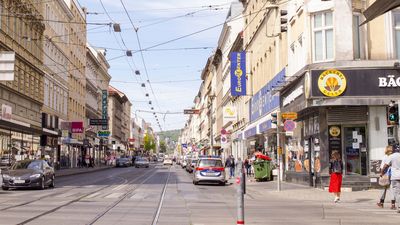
14,180,25,184
205,172,216,176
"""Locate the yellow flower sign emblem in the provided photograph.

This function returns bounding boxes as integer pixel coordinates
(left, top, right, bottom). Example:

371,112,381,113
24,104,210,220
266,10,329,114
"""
318,69,347,97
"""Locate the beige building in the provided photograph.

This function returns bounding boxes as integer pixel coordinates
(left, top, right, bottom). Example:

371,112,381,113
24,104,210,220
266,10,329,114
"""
85,44,111,165
108,86,131,155
0,0,46,160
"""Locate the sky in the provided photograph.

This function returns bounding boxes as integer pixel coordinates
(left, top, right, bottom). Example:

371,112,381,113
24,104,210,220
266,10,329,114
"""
77,0,236,132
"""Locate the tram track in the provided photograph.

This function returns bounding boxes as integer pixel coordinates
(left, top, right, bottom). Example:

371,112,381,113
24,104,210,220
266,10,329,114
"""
14,168,156,225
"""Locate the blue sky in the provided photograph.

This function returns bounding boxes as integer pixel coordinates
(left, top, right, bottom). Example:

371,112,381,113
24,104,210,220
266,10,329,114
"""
78,0,235,132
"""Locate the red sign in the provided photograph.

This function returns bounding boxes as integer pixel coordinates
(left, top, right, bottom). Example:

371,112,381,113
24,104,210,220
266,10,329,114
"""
128,138,135,143
71,121,83,133
283,120,296,132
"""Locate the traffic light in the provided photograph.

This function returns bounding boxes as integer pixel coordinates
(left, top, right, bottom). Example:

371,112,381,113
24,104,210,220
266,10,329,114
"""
271,112,281,125
280,10,288,33
388,103,399,125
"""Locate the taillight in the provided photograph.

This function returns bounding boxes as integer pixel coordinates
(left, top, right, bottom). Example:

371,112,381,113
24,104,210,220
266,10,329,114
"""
214,167,225,171
196,167,204,171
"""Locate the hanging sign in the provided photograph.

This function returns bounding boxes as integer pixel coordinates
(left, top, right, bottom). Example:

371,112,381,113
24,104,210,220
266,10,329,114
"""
230,51,246,96
102,90,108,130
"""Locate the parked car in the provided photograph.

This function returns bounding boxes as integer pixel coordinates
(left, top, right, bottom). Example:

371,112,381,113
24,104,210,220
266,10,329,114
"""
134,158,149,168
0,155,12,167
193,158,225,185
116,157,132,167
163,158,173,166
186,159,198,173
181,160,187,169
1,159,55,190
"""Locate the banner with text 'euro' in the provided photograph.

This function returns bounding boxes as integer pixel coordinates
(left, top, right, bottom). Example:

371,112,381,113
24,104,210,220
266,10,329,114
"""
230,51,246,96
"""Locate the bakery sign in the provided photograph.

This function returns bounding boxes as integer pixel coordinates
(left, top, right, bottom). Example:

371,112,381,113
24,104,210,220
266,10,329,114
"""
311,69,400,97
378,75,400,87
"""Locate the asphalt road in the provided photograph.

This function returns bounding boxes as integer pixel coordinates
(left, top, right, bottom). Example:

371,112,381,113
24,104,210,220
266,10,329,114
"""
0,164,399,225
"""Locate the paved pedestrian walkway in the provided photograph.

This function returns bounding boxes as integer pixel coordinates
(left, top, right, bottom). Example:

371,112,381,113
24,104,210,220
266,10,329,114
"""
55,165,111,177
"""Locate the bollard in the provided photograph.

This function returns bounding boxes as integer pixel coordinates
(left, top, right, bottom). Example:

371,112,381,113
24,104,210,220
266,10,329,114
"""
236,160,245,225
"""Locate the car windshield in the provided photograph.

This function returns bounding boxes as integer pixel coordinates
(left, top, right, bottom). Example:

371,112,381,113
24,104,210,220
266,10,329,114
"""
11,161,42,170
191,160,198,164
138,159,148,162
199,159,223,167
119,158,128,162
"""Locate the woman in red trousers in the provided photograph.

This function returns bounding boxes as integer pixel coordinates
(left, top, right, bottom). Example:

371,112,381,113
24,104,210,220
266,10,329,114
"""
329,150,343,203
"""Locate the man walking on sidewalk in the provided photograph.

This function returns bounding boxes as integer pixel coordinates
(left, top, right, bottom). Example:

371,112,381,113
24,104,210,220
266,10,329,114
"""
225,155,235,179
381,146,400,213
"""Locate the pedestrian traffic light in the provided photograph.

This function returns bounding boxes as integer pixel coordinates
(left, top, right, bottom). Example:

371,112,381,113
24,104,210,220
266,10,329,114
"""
280,10,288,33
388,103,399,125
271,112,281,125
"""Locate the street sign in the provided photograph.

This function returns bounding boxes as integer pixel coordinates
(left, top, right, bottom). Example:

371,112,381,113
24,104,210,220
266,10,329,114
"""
221,134,228,144
283,120,296,132
285,131,294,136
281,112,298,120
97,130,110,137
90,119,108,126
184,109,200,114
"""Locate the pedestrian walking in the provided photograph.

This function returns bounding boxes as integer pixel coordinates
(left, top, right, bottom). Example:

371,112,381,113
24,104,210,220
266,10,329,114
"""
377,145,396,209
244,156,251,176
77,156,82,168
381,145,400,213
225,155,235,178
85,154,90,168
329,150,343,203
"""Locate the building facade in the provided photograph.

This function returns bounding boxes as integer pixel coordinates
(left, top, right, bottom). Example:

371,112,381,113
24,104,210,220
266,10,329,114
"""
0,0,46,162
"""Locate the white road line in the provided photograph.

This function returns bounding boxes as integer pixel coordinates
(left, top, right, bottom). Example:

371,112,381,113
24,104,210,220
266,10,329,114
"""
85,192,102,199
104,193,125,199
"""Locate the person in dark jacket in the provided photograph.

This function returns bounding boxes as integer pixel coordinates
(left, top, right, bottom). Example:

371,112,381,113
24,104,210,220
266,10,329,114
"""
329,150,343,203
225,155,235,178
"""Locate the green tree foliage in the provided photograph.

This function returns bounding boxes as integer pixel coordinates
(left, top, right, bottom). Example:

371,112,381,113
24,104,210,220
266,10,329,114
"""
144,134,156,153
159,140,167,153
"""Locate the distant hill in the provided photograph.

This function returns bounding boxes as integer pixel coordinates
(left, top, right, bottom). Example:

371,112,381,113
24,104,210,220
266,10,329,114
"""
157,129,181,143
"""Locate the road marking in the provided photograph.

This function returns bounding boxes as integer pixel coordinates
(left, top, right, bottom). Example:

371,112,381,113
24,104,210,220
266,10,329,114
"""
105,193,124,199
112,185,126,191
152,167,171,225
86,192,102,199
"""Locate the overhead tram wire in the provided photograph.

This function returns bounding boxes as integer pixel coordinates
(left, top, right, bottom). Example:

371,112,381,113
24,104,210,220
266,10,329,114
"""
105,3,232,13
0,13,112,26
120,0,163,118
99,0,155,123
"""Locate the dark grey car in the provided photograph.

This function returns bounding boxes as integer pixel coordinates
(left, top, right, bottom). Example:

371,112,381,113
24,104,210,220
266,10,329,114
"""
2,160,55,190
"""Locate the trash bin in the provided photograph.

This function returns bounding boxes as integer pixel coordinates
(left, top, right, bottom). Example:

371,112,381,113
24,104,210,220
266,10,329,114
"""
253,160,272,181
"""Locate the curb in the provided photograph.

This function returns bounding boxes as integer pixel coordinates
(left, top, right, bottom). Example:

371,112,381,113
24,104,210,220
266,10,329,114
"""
56,166,112,177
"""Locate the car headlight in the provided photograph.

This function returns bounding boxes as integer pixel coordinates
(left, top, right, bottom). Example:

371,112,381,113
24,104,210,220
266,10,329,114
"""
29,174,41,178
2,174,10,179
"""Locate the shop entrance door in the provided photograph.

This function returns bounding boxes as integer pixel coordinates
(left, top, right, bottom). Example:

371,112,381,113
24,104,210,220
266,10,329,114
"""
343,126,367,175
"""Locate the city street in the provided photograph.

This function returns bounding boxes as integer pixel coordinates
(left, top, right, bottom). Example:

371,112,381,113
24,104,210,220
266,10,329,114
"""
0,163,399,225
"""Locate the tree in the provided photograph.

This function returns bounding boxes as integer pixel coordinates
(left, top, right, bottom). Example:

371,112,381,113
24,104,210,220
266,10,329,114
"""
144,134,156,153
159,140,167,153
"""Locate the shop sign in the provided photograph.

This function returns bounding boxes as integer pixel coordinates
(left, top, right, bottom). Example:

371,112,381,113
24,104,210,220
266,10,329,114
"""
230,51,246,96
90,119,108,126
61,121,71,130
97,130,110,137
71,121,83,133
250,68,285,122
128,138,135,143
378,75,400,87
317,69,347,97
311,69,400,97
258,120,272,133
184,109,200,114
281,112,298,120
102,90,108,130
223,106,236,124
61,130,69,138
1,104,12,121
0,51,15,81
328,125,342,156
244,126,257,139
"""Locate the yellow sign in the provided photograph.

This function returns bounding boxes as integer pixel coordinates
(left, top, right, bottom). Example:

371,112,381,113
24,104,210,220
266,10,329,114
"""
318,69,347,97
329,126,341,137
281,112,298,120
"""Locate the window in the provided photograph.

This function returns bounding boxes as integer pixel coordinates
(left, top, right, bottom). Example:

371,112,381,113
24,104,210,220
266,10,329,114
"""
394,12,400,59
312,11,334,61
353,15,362,59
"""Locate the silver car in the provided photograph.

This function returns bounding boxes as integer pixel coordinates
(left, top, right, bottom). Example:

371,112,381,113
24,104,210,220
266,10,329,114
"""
134,158,149,168
193,158,226,185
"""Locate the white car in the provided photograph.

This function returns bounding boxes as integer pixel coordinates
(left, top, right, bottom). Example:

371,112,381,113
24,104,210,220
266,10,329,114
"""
163,158,173,166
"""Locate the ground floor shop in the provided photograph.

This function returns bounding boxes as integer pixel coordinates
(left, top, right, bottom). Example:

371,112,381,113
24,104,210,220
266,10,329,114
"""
280,67,400,188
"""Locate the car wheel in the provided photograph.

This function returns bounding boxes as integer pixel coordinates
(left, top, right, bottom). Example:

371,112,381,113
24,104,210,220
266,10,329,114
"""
49,175,55,188
219,182,225,186
2,186,9,191
39,177,45,190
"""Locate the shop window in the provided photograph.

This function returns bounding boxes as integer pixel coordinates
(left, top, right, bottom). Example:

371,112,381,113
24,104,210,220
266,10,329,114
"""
312,11,334,62
393,12,400,59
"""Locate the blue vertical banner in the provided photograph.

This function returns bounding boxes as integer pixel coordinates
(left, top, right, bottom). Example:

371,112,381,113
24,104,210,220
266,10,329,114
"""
230,51,246,96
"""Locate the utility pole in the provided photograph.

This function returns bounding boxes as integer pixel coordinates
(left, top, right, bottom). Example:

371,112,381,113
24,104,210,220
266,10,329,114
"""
271,112,282,191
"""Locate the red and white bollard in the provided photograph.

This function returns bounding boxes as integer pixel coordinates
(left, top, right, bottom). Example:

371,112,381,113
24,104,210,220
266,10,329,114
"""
236,160,245,225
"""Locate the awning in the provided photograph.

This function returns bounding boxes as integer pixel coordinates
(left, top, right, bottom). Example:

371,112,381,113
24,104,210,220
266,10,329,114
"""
362,0,400,25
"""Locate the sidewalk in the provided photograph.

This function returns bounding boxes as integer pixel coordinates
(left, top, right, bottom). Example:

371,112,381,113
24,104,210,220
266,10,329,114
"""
245,178,382,204
55,165,112,177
